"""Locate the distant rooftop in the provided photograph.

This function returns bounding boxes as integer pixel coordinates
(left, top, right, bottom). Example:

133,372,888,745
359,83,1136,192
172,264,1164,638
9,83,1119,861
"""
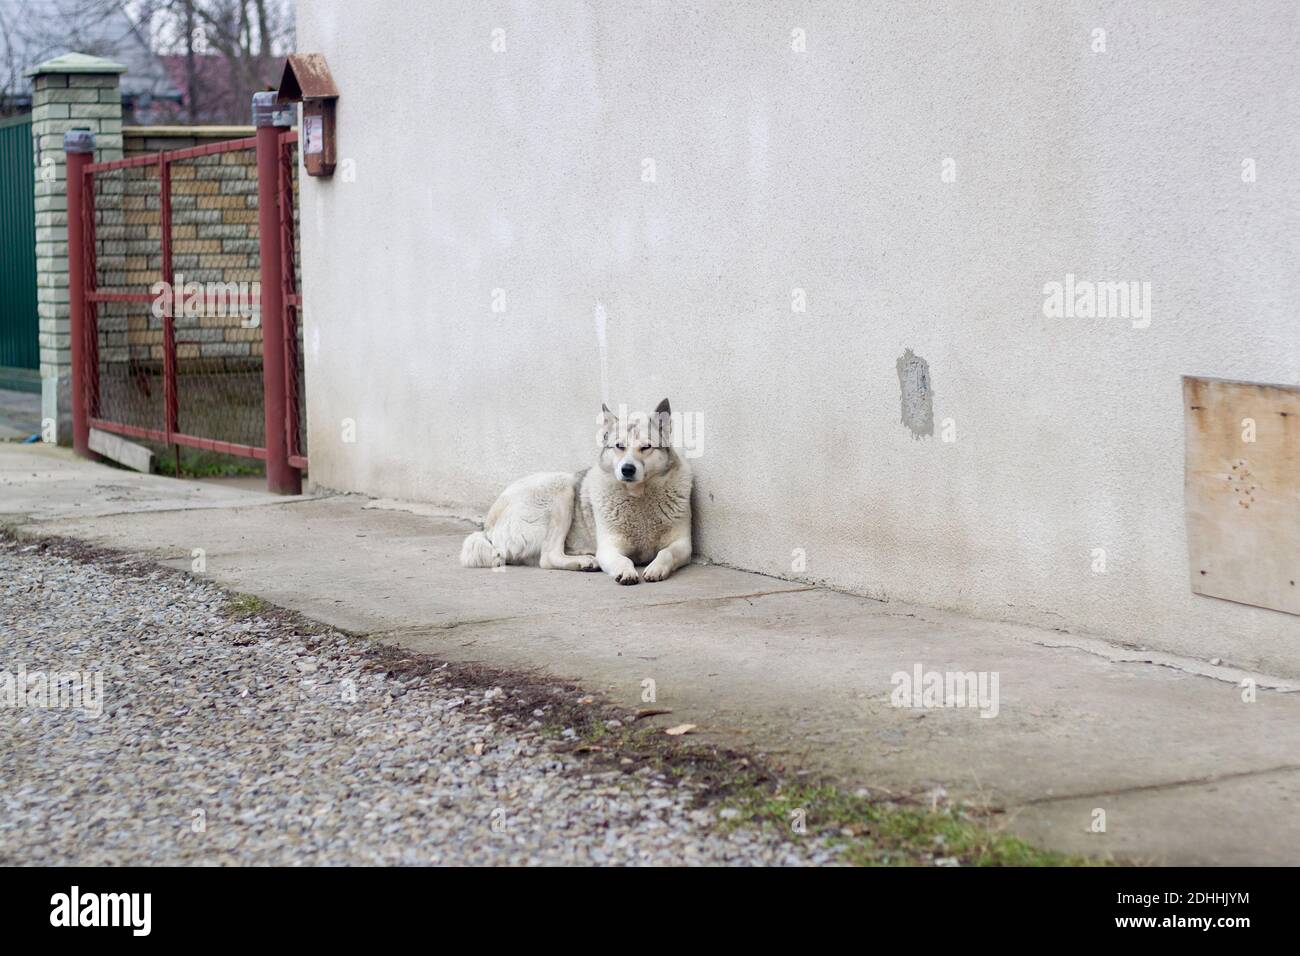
0,0,182,104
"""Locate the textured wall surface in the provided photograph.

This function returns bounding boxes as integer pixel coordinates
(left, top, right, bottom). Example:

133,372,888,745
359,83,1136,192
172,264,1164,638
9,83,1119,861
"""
29,60,125,442
297,1,1300,673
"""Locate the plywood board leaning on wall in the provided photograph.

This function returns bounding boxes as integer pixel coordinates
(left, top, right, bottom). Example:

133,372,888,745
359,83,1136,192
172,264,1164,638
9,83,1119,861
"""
1184,376,1300,616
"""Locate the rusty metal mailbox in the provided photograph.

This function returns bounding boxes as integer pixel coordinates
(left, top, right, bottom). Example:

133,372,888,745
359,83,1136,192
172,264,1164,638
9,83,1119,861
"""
276,53,338,177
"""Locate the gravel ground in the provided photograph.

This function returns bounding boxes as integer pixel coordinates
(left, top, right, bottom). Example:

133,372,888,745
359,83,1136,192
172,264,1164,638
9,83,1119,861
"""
0,536,843,865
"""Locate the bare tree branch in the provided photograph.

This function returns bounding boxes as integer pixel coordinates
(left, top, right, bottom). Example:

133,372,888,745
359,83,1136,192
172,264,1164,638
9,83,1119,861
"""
0,0,293,122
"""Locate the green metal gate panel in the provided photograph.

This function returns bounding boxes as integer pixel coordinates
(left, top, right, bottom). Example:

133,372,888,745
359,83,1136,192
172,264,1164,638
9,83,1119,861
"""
0,114,39,377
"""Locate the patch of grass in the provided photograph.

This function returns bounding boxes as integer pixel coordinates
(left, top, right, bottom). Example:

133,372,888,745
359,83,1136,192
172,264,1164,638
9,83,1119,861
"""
141,441,265,479
179,456,264,479
545,716,1095,866
715,781,1096,866
225,593,269,618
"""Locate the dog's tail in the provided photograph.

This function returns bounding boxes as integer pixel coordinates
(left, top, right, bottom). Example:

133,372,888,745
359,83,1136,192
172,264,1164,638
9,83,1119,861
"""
460,529,503,568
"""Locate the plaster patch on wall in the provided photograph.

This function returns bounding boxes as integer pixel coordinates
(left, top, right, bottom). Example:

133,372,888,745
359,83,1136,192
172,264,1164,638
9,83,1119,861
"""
896,349,934,439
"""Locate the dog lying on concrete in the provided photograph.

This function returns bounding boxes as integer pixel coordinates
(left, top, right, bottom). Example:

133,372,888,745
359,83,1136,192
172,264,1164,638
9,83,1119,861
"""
460,399,692,584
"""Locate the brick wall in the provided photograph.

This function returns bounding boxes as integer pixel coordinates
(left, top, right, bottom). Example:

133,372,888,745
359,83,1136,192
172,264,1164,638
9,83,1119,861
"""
115,126,264,364
28,54,126,443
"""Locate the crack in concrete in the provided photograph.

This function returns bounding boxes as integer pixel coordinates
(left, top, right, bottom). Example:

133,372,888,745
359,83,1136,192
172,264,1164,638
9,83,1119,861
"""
1014,763,1300,807
362,587,820,640
639,586,819,610
23,494,330,525
1029,638,1300,692
366,615,535,638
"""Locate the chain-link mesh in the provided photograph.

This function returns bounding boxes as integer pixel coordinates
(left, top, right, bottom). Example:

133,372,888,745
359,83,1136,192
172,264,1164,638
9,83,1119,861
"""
92,161,165,435
294,305,306,459
281,137,307,461
168,146,265,450
84,136,305,472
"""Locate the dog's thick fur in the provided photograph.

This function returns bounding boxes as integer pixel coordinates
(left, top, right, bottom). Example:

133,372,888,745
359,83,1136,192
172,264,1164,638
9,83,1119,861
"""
460,400,692,585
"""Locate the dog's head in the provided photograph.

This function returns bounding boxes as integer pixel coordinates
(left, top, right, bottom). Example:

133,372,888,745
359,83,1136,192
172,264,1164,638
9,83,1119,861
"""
598,398,674,485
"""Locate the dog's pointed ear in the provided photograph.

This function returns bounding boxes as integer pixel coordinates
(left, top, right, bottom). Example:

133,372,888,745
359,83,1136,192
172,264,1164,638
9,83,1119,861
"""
652,398,672,447
600,403,619,444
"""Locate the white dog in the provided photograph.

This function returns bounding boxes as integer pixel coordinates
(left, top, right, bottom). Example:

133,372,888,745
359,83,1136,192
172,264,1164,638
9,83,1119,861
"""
460,400,692,585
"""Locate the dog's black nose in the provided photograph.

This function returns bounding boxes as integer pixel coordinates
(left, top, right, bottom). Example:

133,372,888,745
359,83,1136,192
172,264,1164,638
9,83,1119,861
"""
620,463,636,479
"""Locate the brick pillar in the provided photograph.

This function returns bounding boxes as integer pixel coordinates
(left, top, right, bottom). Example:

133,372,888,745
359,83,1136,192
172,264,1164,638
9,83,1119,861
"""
25,53,124,445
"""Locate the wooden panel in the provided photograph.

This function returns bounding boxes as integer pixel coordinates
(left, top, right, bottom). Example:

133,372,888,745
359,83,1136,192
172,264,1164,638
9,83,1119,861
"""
1184,376,1300,616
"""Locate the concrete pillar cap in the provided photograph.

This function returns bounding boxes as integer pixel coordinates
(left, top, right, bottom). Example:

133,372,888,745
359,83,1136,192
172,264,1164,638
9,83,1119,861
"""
252,91,294,128
26,52,126,77
64,129,95,153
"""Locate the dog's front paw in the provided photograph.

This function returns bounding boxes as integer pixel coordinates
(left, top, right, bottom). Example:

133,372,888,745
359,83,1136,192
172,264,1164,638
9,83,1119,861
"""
613,567,640,585
641,559,673,582
576,554,599,571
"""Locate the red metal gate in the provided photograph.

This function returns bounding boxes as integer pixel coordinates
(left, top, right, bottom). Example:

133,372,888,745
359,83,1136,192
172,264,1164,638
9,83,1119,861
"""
64,103,304,494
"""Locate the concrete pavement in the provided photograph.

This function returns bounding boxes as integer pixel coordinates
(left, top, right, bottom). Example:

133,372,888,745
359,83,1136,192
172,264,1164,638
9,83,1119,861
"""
3,442,1298,865
0,388,40,442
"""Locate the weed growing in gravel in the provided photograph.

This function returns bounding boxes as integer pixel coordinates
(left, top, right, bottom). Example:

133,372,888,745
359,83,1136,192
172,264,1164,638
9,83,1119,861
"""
225,593,269,618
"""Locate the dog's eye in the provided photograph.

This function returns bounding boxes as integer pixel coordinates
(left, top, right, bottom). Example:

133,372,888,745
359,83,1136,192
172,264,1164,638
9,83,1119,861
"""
639,444,652,453
615,443,625,451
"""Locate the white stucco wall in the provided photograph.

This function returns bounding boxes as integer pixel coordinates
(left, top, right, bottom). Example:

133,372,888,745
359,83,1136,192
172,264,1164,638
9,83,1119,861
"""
296,1,1300,674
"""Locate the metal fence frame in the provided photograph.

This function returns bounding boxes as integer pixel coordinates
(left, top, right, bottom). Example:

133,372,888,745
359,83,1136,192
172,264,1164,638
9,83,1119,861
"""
0,115,39,382
64,111,304,493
